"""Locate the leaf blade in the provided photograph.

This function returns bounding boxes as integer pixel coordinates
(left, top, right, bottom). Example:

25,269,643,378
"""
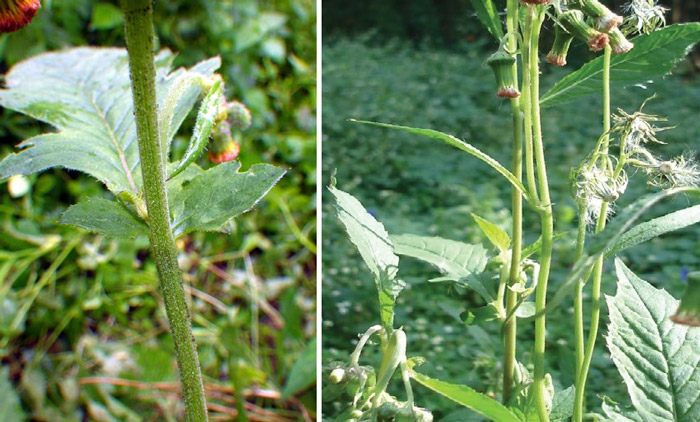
349,120,529,199
410,371,522,422
469,0,504,40
59,198,149,238
607,259,700,422
541,24,700,108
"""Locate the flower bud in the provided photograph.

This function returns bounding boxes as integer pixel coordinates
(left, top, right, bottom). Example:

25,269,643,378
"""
0,0,40,33
546,26,574,66
208,124,241,164
608,27,634,54
671,272,700,326
572,0,622,32
225,100,252,130
486,49,519,99
559,9,609,51
329,368,346,384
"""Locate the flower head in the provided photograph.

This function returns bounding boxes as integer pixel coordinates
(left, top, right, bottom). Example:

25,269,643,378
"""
608,27,634,54
0,0,40,33
621,0,667,35
208,124,241,164
645,154,700,189
573,164,627,225
611,99,669,153
546,25,574,66
558,9,609,52
486,49,520,98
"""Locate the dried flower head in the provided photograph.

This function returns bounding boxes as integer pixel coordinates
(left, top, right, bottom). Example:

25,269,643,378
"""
621,0,667,35
0,0,40,33
611,98,669,153
646,154,700,189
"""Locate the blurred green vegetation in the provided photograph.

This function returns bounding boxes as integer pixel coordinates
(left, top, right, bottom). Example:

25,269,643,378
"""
0,1,316,421
321,36,700,420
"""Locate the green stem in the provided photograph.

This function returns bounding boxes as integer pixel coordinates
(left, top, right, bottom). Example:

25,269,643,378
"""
573,205,587,384
527,6,552,422
120,1,208,421
572,45,612,422
521,12,539,206
502,0,523,405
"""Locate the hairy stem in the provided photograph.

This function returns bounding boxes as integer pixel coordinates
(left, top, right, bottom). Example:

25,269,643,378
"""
527,6,552,422
502,0,523,404
120,1,208,421
573,45,612,422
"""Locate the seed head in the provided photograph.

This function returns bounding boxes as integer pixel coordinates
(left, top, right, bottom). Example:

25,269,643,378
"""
0,0,40,33
574,165,626,225
646,154,700,189
621,0,667,35
611,100,669,153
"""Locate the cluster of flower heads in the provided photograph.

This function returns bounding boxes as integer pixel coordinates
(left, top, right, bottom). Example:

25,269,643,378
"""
573,99,700,226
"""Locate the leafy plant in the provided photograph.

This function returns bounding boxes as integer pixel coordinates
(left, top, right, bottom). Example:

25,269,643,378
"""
0,2,289,421
323,1,700,422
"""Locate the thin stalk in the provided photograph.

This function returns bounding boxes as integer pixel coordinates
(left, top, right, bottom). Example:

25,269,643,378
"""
521,12,540,205
573,205,587,384
502,0,523,404
120,1,208,421
572,45,612,422
527,6,552,422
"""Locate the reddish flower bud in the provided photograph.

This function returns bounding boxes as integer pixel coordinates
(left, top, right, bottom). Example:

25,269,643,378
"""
546,26,574,66
671,272,700,327
559,9,609,52
572,0,622,32
486,49,520,99
0,0,40,33
208,124,241,163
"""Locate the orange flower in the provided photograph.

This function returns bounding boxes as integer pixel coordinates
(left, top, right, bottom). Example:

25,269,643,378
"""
0,0,40,33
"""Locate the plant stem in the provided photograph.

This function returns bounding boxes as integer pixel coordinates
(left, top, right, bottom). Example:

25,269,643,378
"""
526,6,552,422
521,12,539,206
573,45,612,422
573,206,587,384
502,0,523,404
120,1,209,421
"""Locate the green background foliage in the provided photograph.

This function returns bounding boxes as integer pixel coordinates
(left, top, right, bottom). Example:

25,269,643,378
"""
0,0,316,421
321,9,700,420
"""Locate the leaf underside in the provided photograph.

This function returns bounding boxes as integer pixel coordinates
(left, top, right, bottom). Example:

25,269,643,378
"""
328,184,403,329
0,47,220,194
606,259,700,422
59,198,149,238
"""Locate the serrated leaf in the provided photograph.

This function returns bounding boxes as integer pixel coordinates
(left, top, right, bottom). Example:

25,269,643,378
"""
541,24,700,108
168,79,223,180
170,161,285,237
0,47,219,194
410,371,522,422
550,386,575,421
546,187,700,313
391,234,491,300
349,120,529,199
281,338,316,399
605,203,700,258
60,198,149,238
606,259,700,422
469,0,504,40
0,366,24,422
472,214,510,253
602,402,644,422
329,185,402,329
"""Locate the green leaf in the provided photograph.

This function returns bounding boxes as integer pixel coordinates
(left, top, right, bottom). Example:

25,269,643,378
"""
472,214,510,253
602,402,644,422
410,371,522,422
605,203,700,258
391,234,491,300
349,120,529,199
170,161,285,237
90,3,124,30
546,187,700,313
606,259,700,422
469,0,504,40
60,198,149,238
328,184,402,329
0,366,24,422
0,48,218,194
541,24,700,108
168,79,223,180
281,338,316,399
550,386,575,422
